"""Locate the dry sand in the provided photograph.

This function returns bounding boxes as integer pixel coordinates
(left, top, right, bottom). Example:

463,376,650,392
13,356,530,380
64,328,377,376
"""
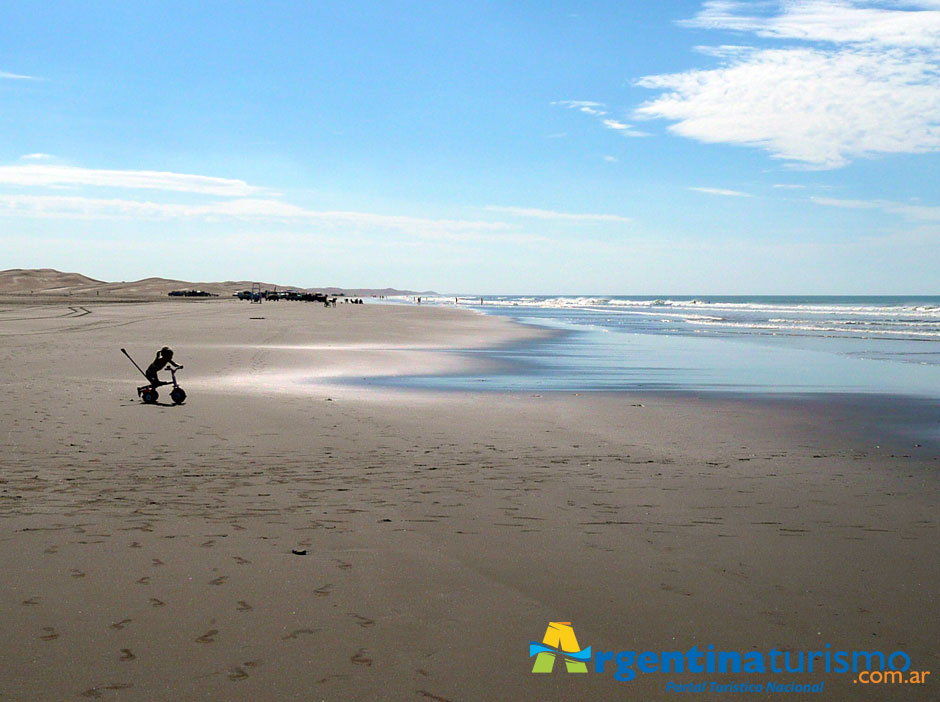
0,299,937,701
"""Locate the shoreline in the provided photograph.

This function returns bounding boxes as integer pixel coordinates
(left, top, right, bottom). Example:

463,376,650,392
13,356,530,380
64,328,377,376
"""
1,298,937,700
345,306,940,456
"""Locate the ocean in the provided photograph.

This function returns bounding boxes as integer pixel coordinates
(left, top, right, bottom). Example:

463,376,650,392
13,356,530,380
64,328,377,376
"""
377,295,940,399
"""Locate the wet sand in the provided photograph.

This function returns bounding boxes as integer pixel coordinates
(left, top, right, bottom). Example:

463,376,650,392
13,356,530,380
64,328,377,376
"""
0,299,937,701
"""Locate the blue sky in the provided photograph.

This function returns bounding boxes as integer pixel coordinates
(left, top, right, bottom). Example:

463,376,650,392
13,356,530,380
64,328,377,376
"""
2,0,939,293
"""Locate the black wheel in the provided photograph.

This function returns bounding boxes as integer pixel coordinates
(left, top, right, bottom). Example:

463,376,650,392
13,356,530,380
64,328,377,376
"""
170,387,187,405
141,388,159,404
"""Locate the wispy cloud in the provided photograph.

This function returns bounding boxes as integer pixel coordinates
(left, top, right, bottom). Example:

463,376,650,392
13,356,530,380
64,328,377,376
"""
0,161,557,242
689,186,751,197
773,183,807,189
0,194,294,220
0,194,521,239
636,1,940,168
485,205,631,223
555,101,647,138
810,196,880,209
682,0,940,47
811,195,940,221
0,165,269,197
601,119,649,138
0,70,41,80
0,162,629,242
552,100,608,116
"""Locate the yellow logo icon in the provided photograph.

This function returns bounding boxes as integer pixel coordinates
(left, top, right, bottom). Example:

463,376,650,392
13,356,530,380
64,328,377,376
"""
530,622,591,673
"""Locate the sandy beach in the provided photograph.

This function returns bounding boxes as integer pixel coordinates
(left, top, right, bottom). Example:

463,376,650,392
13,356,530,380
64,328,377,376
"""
1,298,937,701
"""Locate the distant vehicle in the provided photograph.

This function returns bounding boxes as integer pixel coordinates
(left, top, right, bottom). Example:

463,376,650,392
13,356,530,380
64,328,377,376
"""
233,289,328,303
169,289,216,297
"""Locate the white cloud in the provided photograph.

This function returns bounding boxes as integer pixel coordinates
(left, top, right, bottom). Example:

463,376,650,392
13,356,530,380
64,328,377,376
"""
636,1,940,168
773,183,807,189
553,100,608,116
601,119,649,137
0,162,560,243
0,194,519,239
0,164,269,197
0,194,277,219
683,0,940,47
812,195,940,220
0,70,40,80
602,155,619,162
689,187,751,196
554,101,648,137
810,195,879,209
485,205,631,223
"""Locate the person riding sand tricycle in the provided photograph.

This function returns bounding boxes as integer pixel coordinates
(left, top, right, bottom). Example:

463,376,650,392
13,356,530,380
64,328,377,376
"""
121,346,187,404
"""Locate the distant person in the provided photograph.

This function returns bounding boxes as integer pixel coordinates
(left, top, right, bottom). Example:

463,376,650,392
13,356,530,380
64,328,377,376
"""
146,346,181,387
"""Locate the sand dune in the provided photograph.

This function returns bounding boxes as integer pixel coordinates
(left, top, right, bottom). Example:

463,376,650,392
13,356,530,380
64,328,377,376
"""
0,267,105,292
0,268,434,299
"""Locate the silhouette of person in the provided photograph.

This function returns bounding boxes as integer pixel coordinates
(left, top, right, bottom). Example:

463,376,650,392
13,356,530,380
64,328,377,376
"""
146,347,181,387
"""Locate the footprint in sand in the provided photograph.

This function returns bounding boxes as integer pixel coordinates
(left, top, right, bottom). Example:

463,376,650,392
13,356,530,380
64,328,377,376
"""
334,559,352,570
201,540,215,548
110,619,132,630
351,648,372,666
195,629,219,644
129,542,141,549
80,683,133,698
149,597,166,607
314,583,332,597
22,597,39,606
282,628,318,640
236,601,253,611
136,576,150,585
233,556,251,565
70,568,86,578
228,667,248,681
417,692,455,702
44,545,58,554
348,613,375,628
151,558,164,567
209,576,228,586
119,649,136,662
40,626,59,641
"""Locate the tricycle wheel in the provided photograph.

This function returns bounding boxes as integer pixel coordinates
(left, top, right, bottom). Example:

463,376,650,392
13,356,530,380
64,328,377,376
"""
170,387,187,405
141,388,159,404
